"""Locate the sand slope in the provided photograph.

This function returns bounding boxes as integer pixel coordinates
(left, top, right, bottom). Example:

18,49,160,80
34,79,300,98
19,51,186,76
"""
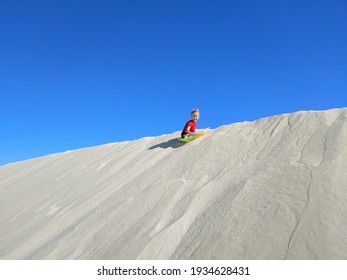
1,108,347,260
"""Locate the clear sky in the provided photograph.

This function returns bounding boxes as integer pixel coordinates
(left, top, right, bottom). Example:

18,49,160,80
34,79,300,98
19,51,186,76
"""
1,0,346,166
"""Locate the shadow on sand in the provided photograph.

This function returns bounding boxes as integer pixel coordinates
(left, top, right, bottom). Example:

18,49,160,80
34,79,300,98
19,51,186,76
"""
148,138,185,150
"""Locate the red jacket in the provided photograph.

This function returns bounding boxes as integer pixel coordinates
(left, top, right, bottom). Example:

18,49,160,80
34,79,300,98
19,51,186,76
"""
182,120,196,133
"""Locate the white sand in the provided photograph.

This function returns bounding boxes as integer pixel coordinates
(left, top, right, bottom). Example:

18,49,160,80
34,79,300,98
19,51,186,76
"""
0,108,347,260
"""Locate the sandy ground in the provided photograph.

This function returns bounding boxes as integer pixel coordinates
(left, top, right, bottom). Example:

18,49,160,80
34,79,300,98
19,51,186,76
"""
1,108,346,259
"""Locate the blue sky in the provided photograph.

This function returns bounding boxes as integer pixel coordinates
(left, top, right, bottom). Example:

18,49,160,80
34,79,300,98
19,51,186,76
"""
1,0,346,166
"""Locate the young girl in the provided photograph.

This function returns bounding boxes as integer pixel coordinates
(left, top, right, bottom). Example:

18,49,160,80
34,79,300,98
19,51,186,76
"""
181,108,200,138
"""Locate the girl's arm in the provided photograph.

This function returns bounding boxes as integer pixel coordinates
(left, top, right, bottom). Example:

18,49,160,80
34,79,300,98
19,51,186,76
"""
185,126,195,136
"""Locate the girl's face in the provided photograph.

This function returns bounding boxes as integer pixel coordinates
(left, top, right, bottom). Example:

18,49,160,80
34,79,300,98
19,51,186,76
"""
191,112,200,123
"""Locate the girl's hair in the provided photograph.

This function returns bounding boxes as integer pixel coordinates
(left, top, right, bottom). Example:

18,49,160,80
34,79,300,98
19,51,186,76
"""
191,108,200,115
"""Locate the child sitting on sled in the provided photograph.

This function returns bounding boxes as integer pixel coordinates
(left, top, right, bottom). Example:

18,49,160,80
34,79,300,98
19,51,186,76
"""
181,108,200,138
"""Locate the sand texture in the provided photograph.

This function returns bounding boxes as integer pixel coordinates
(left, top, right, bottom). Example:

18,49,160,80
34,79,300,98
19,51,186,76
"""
1,108,347,259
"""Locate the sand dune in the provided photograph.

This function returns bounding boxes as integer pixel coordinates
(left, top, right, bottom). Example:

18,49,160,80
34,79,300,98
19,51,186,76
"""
1,108,347,259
